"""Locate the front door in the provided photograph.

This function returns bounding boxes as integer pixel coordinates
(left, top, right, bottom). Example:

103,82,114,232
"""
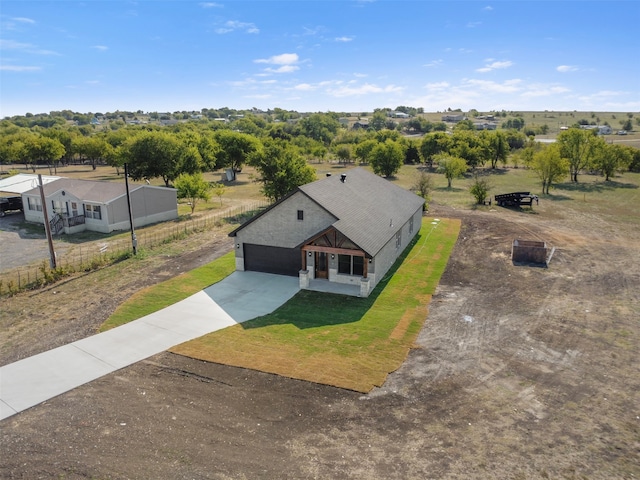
315,252,328,279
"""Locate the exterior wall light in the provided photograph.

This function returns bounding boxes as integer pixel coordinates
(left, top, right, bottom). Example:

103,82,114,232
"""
236,243,240,249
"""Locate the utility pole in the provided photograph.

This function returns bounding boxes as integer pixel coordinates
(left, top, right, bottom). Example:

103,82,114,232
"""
38,174,56,269
124,163,137,255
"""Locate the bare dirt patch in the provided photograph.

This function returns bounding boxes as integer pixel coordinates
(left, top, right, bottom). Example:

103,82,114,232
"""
1,200,639,479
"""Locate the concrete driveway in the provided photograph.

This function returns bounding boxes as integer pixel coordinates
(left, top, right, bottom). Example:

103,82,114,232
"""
0,271,300,421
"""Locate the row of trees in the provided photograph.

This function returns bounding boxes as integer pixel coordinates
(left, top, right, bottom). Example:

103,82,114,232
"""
1,112,638,204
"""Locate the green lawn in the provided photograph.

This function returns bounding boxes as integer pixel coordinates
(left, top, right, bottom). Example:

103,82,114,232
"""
100,252,236,331
171,219,460,393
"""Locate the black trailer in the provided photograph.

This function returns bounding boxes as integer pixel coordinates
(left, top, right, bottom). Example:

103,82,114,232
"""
494,192,538,207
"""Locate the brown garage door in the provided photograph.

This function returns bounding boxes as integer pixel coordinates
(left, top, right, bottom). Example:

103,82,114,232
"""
243,244,301,276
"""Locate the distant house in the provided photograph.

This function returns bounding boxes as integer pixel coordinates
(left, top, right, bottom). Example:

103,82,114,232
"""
579,125,612,135
442,114,466,123
229,168,425,297
391,111,410,118
474,122,498,130
22,178,178,235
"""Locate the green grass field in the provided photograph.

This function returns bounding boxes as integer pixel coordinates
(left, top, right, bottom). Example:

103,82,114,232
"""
100,252,236,331
170,219,460,393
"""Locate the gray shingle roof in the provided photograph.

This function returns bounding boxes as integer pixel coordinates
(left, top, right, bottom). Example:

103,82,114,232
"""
300,168,424,256
24,178,143,203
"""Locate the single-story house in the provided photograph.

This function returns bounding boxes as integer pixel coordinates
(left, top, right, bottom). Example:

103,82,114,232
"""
229,168,425,297
22,178,178,234
442,114,466,123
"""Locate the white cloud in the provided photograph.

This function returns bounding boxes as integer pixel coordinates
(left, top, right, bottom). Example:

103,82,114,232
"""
476,60,513,73
0,65,42,72
12,17,36,24
0,39,60,56
483,6,493,11
467,21,482,28
556,65,578,73
294,83,316,91
255,53,299,65
199,2,223,7
326,83,403,97
521,84,571,98
215,20,259,34
424,59,443,68
424,81,450,90
265,65,299,74
92,45,109,51
464,78,522,93
335,36,354,42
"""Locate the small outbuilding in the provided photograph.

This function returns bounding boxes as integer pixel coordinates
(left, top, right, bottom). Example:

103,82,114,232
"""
229,168,425,297
22,178,178,234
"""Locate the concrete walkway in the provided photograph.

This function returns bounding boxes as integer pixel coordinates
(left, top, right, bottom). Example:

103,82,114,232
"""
0,271,300,421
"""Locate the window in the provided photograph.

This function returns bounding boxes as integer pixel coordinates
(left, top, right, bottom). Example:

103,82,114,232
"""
338,254,351,274
71,202,78,217
409,217,414,234
52,200,64,215
297,210,304,221
338,254,364,276
396,231,402,249
27,197,42,212
84,204,102,220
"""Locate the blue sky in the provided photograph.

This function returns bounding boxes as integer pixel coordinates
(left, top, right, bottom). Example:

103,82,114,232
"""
1,1,639,117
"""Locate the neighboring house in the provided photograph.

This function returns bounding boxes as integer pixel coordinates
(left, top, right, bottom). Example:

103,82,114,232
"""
442,114,466,122
580,125,613,135
22,178,178,234
229,168,425,297
391,111,410,118
352,120,370,130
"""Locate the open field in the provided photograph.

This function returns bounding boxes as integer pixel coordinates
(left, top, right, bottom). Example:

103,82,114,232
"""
0,164,639,478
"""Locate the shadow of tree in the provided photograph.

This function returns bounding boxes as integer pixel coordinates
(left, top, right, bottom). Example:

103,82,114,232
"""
555,180,638,193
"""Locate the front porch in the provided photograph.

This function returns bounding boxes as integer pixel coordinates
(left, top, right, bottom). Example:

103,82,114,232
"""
305,278,362,297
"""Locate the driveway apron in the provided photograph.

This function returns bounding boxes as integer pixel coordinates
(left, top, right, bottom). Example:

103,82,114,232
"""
0,271,300,420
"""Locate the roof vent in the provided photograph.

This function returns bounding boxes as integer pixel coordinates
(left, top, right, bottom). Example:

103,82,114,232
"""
340,173,347,183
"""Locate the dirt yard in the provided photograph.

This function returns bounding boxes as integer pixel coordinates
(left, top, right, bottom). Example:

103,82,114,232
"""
1,198,639,479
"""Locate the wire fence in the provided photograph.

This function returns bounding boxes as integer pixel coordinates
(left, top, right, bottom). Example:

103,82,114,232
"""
0,201,269,295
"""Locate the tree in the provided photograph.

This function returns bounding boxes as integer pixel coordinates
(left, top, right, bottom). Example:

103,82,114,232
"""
412,171,432,210
249,138,316,201
211,182,226,206
120,131,183,186
24,135,65,173
595,144,633,181
369,111,387,131
369,140,404,177
354,139,377,164
482,130,509,169
73,135,111,170
450,130,485,169
420,132,451,168
557,128,604,182
175,173,212,214
436,154,468,188
469,174,492,204
335,145,352,165
297,113,341,144
531,144,569,194
213,130,261,180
